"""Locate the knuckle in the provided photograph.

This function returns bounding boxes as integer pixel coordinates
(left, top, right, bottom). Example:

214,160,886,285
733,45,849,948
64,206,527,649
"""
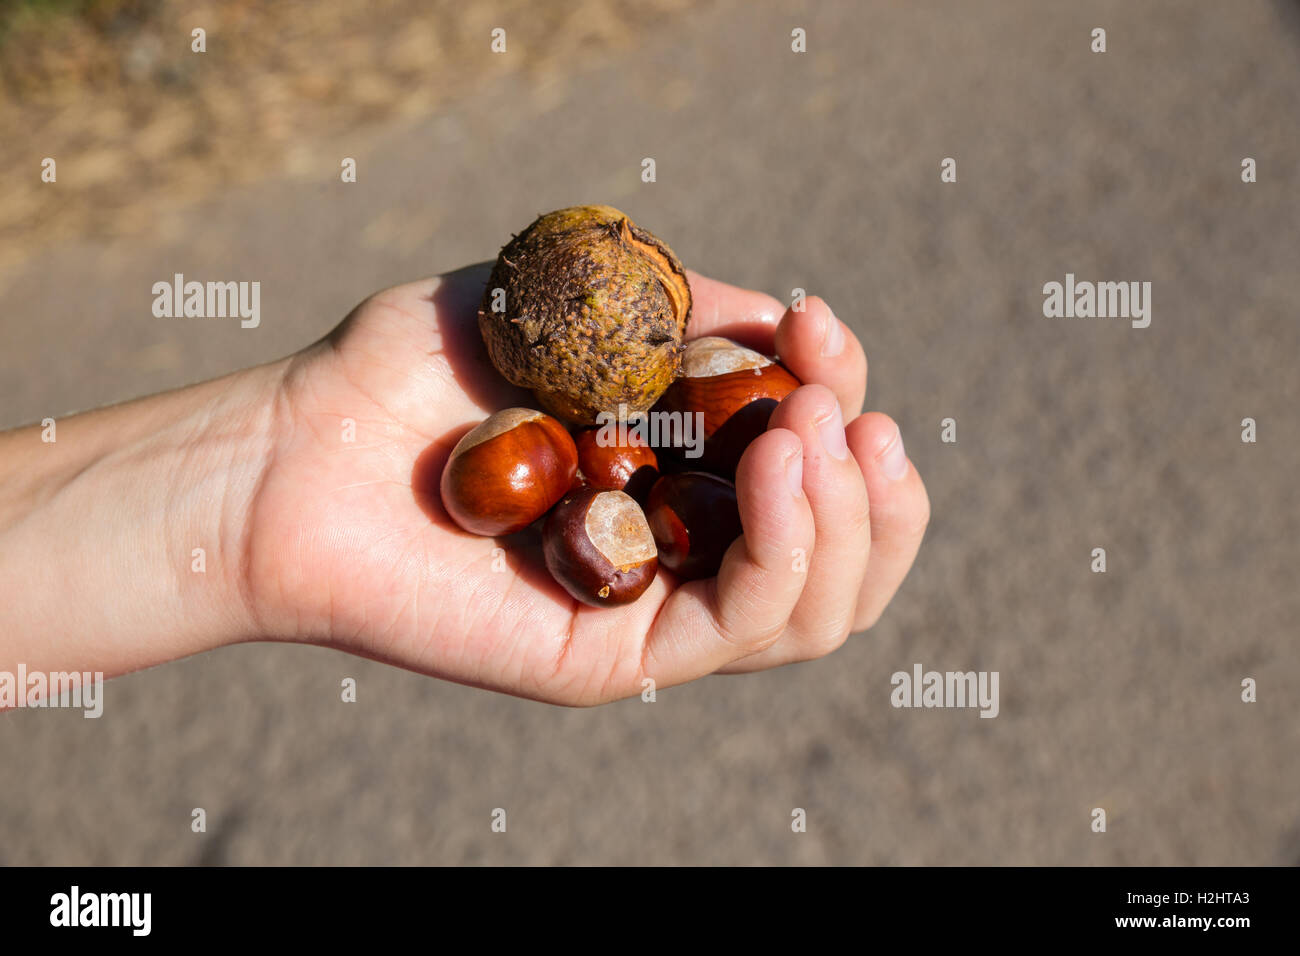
853,605,884,633
719,615,785,656
833,496,872,543
714,579,789,655
905,495,932,538
804,619,854,659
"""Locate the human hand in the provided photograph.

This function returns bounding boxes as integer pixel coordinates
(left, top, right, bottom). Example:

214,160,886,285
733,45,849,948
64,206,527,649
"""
239,264,930,703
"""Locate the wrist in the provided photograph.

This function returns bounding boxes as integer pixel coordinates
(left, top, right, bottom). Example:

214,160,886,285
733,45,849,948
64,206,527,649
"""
0,359,287,677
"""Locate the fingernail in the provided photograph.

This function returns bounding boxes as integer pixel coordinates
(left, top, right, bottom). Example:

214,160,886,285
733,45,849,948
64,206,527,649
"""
816,405,849,460
878,427,909,480
785,448,804,497
821,311,845,357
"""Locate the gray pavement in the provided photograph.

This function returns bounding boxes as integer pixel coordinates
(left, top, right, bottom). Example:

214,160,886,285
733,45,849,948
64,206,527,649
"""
1,0,1298,864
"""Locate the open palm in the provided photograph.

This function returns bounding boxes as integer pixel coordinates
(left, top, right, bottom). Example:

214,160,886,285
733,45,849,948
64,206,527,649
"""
243,263,929,705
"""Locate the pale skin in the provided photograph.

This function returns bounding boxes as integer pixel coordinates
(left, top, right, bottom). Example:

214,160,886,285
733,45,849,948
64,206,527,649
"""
0,264,929,706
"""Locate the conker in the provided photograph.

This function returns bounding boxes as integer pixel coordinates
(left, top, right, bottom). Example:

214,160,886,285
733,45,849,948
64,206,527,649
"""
654,336,800,478
574,427,659,501
543,488,658,606
440,408,578,536
646,472,743,580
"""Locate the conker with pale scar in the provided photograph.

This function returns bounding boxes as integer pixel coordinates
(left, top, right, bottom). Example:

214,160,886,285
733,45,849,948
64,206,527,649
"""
440,408,578,536
653,336,800,478
646,472,743,580
574,427,659,501
543,488,658,606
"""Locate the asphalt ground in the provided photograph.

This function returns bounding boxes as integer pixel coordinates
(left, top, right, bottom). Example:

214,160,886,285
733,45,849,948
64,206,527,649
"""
1,0,1297,864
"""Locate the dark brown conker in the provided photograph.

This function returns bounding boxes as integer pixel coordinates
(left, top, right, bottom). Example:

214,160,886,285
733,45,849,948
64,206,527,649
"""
645,472,743,580
543,488,658,606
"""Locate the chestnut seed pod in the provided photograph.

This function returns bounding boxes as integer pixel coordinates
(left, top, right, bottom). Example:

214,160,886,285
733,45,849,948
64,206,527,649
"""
478,205,692,426
574,427,659,501
440,408,578,537
654,336,800,478
543,488,659,606
646,472,743,581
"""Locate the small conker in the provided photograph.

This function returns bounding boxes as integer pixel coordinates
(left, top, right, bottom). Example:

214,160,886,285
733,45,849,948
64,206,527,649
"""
543,488,658,606
440,408,578,536
646,472,743,580
654,336,800,478
574,427,659,501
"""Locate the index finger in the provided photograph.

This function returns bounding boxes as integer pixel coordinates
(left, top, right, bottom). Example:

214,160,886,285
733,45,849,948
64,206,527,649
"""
684,270,786,353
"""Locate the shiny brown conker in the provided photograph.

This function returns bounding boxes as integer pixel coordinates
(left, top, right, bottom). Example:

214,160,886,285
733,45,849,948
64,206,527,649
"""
573,427,660,501
653,336,800,479
440,408,578,536
645,472,743,580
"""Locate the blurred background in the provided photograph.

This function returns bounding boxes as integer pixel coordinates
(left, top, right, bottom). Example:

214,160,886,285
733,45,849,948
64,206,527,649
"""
1,0,1298,864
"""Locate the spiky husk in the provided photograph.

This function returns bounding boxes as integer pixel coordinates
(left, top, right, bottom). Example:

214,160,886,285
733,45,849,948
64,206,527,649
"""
478,205,692,425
